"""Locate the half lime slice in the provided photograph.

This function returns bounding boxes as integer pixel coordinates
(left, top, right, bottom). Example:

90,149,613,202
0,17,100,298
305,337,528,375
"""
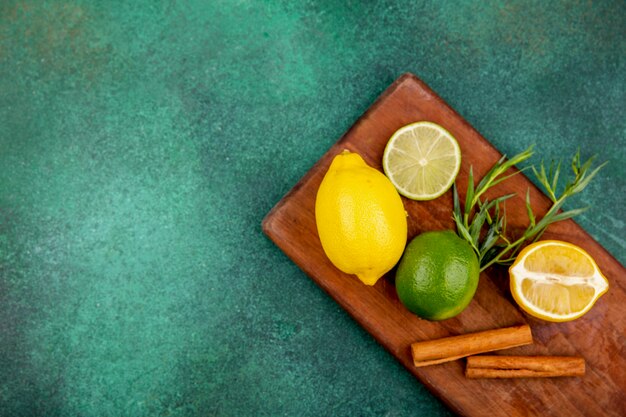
382,122,461,200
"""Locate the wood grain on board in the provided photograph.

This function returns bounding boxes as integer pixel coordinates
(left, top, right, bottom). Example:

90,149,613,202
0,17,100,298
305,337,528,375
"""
262,73,626,416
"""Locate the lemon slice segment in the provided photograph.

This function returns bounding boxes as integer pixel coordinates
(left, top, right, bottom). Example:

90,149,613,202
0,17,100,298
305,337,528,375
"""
382,122,461,200
509,240,609,322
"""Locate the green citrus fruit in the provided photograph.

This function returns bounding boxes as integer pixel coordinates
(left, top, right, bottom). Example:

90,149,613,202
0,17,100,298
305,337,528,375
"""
395,230,479,320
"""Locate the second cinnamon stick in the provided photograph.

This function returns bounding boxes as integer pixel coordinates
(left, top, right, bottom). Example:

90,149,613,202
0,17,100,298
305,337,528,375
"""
411,324,532,367
466,356,585,378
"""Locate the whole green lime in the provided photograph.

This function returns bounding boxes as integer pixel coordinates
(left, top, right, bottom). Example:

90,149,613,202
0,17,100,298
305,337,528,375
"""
395,230,479,321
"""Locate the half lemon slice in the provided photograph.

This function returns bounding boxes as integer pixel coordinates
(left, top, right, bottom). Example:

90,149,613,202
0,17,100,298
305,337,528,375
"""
509,240,609,322
382,122,461,200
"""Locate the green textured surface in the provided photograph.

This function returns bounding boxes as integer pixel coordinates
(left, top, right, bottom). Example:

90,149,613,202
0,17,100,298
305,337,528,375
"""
0,1,624,416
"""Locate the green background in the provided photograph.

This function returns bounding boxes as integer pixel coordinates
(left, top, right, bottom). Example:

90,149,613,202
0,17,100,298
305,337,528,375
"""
1,1,624,416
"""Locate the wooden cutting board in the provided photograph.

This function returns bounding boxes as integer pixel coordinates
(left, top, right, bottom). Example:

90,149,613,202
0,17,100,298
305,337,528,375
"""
262,73,626,416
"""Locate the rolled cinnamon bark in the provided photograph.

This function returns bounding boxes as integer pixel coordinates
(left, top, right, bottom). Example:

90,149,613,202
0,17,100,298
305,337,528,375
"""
411,324,533,367
465,355,585,378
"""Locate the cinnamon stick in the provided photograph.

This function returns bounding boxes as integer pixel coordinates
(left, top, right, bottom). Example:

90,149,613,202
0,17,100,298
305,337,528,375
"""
411,324,532,367
466,356,585,378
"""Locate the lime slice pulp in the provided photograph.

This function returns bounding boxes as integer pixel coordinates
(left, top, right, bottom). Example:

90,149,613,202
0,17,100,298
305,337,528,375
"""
382,121,461,200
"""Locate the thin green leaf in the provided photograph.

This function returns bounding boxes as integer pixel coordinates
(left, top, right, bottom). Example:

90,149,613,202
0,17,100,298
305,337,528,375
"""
473,148,533,207
551,160,562,195
571,149,581,176
469,202,489,245
453,183,462,220
475,154,507,192
525,189,536,227
452,209,465,235
506,146,535,167
493,193,516,205
539,161,548,185
533,159,561,202
479,216,504,258
500,217,510,245
458,222,478,254
488,167,529,189
579,154,596,175
570,161,608,195
452,183,471,243
464,167,475,217
533,197,566,231
546,207,590,224
531,165,541,182
453,213,467,242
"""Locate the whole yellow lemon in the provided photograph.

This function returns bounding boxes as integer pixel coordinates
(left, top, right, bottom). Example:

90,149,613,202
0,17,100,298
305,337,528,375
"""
315,150,407,285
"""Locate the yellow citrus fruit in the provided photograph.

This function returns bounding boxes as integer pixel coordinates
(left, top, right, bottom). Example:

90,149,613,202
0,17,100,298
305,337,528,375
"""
509,240,609,322
315,150,407,286
382,122,461,200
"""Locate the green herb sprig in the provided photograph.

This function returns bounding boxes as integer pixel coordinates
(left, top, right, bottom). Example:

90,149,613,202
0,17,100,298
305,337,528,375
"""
453,147,607,272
